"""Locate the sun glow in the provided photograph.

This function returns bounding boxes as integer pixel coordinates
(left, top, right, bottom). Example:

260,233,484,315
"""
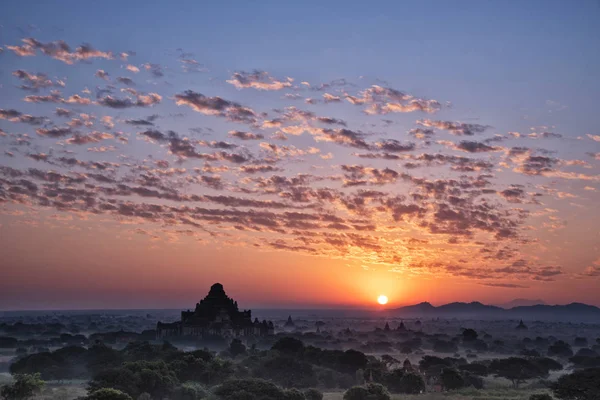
377,295,388,305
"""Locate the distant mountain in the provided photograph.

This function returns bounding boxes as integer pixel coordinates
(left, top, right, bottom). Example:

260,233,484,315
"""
388,301,600,322
497,299,547,309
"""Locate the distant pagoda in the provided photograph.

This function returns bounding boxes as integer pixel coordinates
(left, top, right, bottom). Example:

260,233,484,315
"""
156,283,274,339
284,315,295,328
516,320,528,330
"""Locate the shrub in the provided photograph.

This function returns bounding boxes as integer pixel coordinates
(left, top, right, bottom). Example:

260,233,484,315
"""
343,383,390,400
86,388,133,400
303,388,323,400
440,368,465,390
284,389,305,400
172,382,206,400
214,379,286,400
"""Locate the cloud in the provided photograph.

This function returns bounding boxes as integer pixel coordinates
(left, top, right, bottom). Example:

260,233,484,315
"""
7,38,113,64
36,126,76,138
481,282,529,288
417,119,489,136
65,131,113,145
98,92,161,108
346,85,441,115
313,128,371,149
229,131,264,140
174,90,258,124
0,109,47,125
586,134,600,142
116,77,135,86
227,70,293,91
95,69,109,80
440,140,500,153
143,63,164,77
12,70,63,91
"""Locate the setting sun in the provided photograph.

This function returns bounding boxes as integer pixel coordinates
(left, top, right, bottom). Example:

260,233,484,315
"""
377,295,388,305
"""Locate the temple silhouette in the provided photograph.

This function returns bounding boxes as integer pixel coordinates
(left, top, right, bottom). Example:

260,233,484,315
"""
156,283,274,339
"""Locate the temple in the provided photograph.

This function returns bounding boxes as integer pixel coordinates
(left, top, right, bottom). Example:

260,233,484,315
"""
156,283,274,339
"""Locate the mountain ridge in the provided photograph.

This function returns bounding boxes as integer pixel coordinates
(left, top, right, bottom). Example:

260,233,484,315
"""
387,301,600,322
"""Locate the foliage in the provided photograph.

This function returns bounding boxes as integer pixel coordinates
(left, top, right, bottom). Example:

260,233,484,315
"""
172,382,207,400
86,388,133,400
229,339,247,358
489,357,548,388
213,378,287,400
462,329,478,341
272,338,304,354
548,341,574,358
88,360,178,399
394,371,425,394
284,388,305,400
458,362,489,376
440,368,465,390
551,367,600,400
0,373,45,400
343,383,390,400
253,354,317,388
303,388,323,400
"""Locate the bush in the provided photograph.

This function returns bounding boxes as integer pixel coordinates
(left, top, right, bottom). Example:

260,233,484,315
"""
343,383,390,400
552,368,600,400
272,338,304,354
440,368,465,390
0,373,45,400
172,382,206,400
303,388,323,400
397,371,425,394
284,388,305,400
214,379,286,400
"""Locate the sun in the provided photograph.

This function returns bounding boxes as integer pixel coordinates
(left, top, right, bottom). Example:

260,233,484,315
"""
377,295,388,305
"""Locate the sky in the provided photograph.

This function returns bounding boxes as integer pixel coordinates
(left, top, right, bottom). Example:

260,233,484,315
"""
0,1,599,310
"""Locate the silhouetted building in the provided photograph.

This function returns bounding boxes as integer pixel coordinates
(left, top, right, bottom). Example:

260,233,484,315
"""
516,320,528,330
384,322,390,331
156,283,274,339
284,315,295,328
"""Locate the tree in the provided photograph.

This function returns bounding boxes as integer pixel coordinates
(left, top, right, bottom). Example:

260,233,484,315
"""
343,383,390,400
462,329,478,342
548,341,574,358
214,379,286,400
272,337,304,354
284,388,305,400
229,339,246,358
88,361,178,399
254,354,317,388
396,371,425,394
303,388,323,400
458,362,488,376
380,355,399,368
433,340,458,353
172,382,206,400
551,368,600,400
86,388,133,400
489,357,546,388
0,374,45,400
339,350,368,374
440,368,465,390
